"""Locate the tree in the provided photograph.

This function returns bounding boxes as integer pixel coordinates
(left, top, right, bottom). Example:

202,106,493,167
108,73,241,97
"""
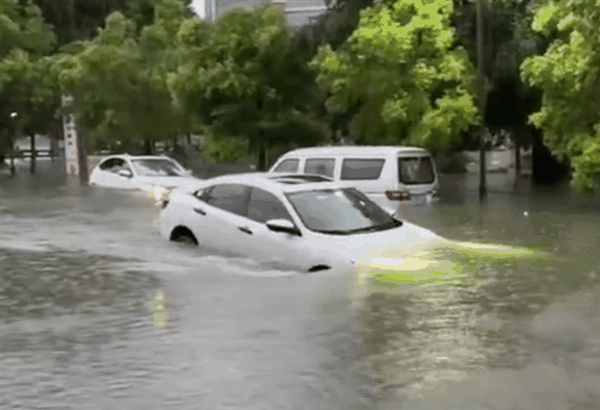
454,0,549,183
311,0,479,150
51,1,189,154
31,0,194,48
167,5,329,170
520,0,600,193
0,0,56,165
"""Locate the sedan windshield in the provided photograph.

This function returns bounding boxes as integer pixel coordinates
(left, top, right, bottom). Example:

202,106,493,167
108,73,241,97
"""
285,188,402,235
131,159,185,177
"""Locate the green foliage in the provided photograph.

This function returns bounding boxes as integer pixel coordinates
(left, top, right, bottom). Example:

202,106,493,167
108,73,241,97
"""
520,0,600,193
0,0,57,154
50,0,190,148
201,129,251,164
31,0,194,47
311,0,479,150
167,5,328,159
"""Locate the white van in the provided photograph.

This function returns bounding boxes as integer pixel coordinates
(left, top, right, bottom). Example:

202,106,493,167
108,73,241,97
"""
268,146,439,211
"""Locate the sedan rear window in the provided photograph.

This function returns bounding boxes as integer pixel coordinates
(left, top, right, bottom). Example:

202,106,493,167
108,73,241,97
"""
398,156,435,185
341,159,385,180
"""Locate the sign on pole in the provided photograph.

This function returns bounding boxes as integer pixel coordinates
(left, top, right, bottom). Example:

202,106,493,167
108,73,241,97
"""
61,94,80,177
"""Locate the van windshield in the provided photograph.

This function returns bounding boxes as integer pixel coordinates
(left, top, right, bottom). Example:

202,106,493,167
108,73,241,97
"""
398,156,435,185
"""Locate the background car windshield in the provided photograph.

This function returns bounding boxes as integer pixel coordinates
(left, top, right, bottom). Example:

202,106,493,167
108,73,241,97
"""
131,159,184,177
286,188,395,234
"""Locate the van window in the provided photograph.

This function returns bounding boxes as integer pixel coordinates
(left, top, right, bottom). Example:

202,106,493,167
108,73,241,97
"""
304,158,335,178
398,157,435,185
341,159,385,180
273,158,299,173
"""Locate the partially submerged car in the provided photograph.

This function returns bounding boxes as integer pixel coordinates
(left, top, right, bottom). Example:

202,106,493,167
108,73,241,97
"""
159,172,440,273
89,154,201,201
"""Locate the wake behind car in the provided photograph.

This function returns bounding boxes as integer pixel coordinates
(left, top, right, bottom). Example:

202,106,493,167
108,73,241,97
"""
159,172,440,273
89,154,201,201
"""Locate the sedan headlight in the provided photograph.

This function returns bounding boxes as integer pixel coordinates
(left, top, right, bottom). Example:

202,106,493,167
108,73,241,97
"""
153,185,168,201
140,185,174,202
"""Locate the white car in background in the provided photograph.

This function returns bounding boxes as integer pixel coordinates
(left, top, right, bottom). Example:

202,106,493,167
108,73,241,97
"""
89,154,200,201
159,172,439,273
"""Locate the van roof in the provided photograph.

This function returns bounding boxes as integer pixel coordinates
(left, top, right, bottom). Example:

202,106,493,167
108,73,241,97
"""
197,172,341,194
280,146,430,157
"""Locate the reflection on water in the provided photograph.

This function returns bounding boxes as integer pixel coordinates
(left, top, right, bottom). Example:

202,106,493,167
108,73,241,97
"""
0,179,599,409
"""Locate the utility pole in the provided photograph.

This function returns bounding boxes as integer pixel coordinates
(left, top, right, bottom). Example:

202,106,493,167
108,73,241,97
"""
61,94,89,186
476,0,487,200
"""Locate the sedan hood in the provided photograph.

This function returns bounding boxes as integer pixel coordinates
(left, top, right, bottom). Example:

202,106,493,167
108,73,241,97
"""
134,175,200,189
325,222,443,263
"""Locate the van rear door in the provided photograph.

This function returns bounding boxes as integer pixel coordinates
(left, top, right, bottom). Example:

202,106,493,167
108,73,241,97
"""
396,154,438,201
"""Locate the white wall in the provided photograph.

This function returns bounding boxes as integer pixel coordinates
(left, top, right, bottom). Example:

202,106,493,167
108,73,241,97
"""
191,0,206,18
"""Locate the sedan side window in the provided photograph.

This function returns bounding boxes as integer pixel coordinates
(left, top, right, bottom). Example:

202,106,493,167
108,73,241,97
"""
100,158,130,174
204,184,250,216
99,158,117,171
246,187,293,224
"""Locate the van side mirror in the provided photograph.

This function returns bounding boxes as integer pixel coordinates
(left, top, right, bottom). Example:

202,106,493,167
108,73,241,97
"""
266,219,301,236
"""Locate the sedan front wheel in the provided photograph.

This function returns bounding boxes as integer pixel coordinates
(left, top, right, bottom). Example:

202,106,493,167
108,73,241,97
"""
170,226,198,246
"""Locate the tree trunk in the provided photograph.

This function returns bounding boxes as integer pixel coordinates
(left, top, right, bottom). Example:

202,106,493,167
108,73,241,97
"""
144,139,153,155
256,133,267,172
30,134,36,174
476,0,487,200
10,151,15,176
77,126,89,186
186,133,192,146
515,138,521,176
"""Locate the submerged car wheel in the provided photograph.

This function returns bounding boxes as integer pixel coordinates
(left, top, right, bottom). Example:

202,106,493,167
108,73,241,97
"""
170,226,198,245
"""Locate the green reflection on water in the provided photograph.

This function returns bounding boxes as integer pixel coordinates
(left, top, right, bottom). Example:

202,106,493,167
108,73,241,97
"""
356,240,550,290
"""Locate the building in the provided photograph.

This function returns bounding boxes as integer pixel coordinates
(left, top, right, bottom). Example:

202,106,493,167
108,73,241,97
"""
191,0,328,28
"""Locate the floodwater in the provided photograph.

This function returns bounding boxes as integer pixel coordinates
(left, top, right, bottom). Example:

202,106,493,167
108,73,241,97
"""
1,159,600,410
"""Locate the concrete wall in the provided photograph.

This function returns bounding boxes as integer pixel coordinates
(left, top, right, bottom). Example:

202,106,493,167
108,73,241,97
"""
210,0,327,27
463,149,532,173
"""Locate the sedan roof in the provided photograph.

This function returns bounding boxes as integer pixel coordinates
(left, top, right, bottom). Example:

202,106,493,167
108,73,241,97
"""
200,172,342,194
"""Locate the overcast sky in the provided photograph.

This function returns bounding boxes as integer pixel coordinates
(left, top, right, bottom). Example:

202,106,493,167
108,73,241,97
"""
191,0,205,18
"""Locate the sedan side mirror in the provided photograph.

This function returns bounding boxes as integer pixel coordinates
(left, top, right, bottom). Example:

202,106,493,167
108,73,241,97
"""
266,219,301,236
118,169,133,178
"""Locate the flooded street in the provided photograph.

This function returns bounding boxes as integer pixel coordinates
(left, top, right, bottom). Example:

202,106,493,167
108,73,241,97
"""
1,162,600,409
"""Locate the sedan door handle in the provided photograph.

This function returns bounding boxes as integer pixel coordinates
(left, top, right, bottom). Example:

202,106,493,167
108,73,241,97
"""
238,226,253,235
193,208,206,215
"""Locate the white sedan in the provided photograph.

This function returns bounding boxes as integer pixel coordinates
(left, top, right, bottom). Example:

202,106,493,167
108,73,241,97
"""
89,154,201,201
159,172,440,272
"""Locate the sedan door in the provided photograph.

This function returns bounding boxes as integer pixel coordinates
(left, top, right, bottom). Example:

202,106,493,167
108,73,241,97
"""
92,158,136,189
240,187,318,271
187,183,252,257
